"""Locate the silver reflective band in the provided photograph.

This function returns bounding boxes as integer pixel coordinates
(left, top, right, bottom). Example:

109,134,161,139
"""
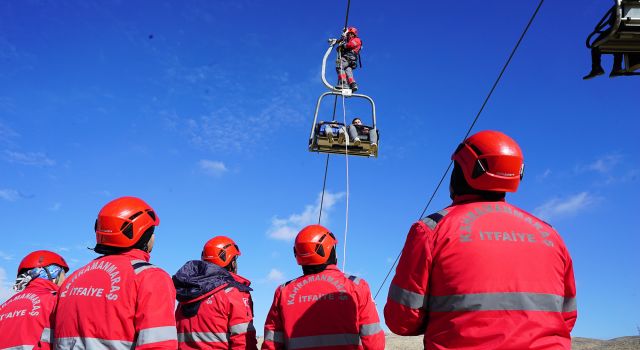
563,297,577,312
40,327,52,343
55,337,133,350
264,330,284,343
3,346,34,350
178,332,229,343
359,323,382,336
230,321,256,335
137,326,177,345
388,283,427,309
288,333,361,349
422,217,438,230
429,292,572,312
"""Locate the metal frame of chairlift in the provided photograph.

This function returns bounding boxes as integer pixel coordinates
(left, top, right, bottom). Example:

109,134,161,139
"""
309,38,378,158
587,0,640,71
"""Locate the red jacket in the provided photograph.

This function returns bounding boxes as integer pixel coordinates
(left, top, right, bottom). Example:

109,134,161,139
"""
176,273,257,350
54,249,178,350
262,265,384,350
384,195,577,350
0,278,58,350
344,37,362,54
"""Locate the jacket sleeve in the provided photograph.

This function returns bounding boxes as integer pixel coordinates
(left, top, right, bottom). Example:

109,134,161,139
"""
39,293,57,350
134,268,178,350
261,287,285,350
384,221,433,335
228,290,258,350
356,279,385,350
345,37,361,51
562,251,578,331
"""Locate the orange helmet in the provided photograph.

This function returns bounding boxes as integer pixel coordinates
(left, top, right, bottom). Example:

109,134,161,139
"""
452,130,524,192
346,27,358,36
18,250,69,276
294,225,337,266
202,236,241,267
94,196,160,249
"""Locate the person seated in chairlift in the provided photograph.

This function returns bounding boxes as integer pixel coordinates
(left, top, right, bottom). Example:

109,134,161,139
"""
320,121,347,144
584,4,628,80
348,117,377,152
335,27,362,91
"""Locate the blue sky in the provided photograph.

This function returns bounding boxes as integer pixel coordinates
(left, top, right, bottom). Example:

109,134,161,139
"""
1,0,638,340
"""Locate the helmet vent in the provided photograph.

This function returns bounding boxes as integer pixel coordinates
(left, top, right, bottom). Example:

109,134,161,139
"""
146,210,156,221
316,244,325,257
128,211,143,221
120,222,134,239
218,250,227,262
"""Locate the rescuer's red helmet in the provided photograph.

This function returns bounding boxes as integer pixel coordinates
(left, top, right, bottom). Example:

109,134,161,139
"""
346,27,358,36
94,196,160,249
201,236,241,267
17,250,69,276
294,225,337,266
452,130,524,192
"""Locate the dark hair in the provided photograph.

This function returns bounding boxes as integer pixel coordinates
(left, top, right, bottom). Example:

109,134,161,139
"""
94,226,155,255
450,162,505,201
302,248,337,275
351,117,361,124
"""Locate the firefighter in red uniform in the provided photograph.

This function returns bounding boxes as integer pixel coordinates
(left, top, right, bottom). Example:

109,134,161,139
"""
336,27,362,91
262,225,384,350
54,196,178,350
0,250,69,350
174,236,258,350
384,130,578,349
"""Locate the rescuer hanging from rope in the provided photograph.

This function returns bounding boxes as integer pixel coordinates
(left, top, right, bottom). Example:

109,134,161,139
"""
335,27,362,91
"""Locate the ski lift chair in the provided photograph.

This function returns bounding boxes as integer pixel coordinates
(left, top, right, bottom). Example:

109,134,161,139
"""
587,0,640,73
308,38,379,158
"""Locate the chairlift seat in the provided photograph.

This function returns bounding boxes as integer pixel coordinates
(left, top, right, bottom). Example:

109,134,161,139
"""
310,121,379,158
590,1,640,54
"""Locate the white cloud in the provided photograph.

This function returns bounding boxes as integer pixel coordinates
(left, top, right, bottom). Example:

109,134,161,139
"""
0,121,19,143
3,150,55,166
266,268,285,283
587,154,622,173
0,188,21,201
0,251,14,261
0,267,16,303
49,202,62,211
534,192,596,221
267,191,345,241
199,159,228,176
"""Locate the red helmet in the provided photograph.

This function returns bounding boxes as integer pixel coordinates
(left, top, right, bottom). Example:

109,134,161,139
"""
452,130,524,192
346,27,358,36
202,236,241,267
95,196,160,249
294,225,337,266
18,250,69,276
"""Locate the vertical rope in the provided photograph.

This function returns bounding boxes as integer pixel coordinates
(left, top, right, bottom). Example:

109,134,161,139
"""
341,94,350,272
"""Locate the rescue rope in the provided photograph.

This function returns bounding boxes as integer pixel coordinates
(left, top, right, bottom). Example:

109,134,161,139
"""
373,0,546,301
317,96,339,224
341,92,350,272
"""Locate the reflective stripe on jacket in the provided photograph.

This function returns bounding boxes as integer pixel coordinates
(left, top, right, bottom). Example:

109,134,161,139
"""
0,278,58,350
384,195,577,349
176,273,257,350
262,265,384,350
54,249,177,350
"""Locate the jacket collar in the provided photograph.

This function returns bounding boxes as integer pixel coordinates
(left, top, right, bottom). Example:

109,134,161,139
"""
120,249,150,262
27,277,59,292
230,272,252,286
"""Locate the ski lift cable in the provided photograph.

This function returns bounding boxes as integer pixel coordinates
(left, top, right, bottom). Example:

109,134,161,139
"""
373,0,546,301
